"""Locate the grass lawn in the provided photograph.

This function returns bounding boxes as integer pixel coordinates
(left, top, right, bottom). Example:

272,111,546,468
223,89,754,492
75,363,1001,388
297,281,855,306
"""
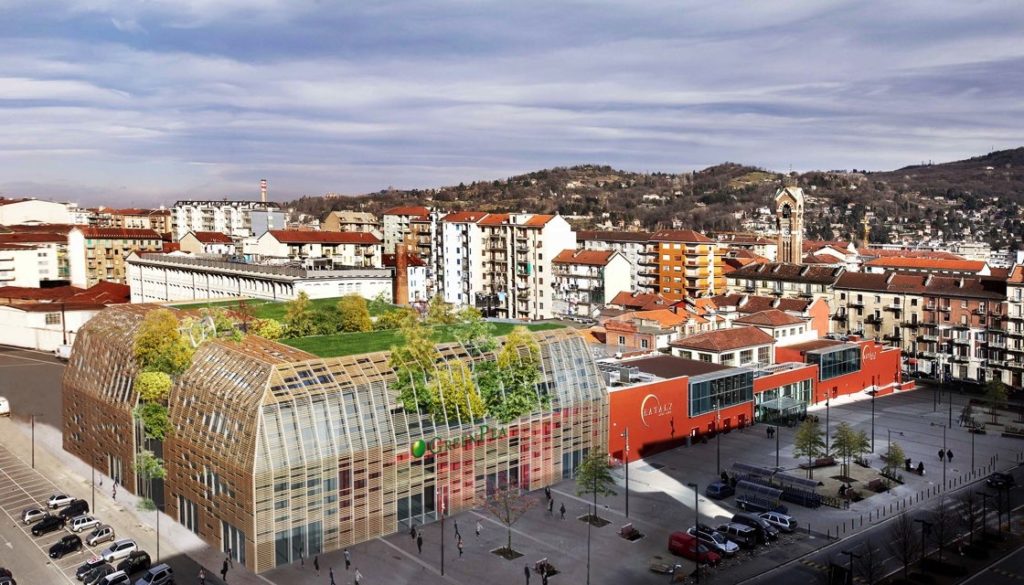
168,296,395,319
280,322,566,358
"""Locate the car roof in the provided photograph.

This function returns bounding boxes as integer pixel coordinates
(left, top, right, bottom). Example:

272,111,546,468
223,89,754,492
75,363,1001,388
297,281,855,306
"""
112,538,133,545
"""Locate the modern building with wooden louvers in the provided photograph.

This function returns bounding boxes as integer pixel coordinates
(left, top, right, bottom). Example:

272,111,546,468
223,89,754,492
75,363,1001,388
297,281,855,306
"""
63,305,608,572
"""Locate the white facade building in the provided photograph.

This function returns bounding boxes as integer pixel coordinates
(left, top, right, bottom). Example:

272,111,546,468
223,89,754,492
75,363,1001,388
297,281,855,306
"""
0,304,100,352
552,249,632,318
178,231,237,255
576,231,651,288
0,244,45,287
439,211,489,307
254,231,382,267
126,253,393,303
171,200,287,241
381,206,430,253
0,199,74,225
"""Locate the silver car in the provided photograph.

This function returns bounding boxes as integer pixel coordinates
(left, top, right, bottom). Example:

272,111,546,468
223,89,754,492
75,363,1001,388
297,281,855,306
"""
87,525,116,546
759,511,797,533
22,506,47,524
47,493,75,508
101,539,137,563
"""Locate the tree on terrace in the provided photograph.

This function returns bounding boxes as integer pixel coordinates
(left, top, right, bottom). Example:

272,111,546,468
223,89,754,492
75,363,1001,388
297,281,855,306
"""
792,418,826,479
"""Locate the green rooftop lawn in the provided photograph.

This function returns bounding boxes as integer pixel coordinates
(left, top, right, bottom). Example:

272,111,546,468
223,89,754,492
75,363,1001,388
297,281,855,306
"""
279,322,566,358
168,296,395,319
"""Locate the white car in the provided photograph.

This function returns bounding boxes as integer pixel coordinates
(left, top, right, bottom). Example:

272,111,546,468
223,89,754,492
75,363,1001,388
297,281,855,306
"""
22,506,47,524
71,514,100,533
47,493,75,508
759,511,797,533
86,524,115,546
100,570,131,585
101,539,137,563
0,396,9,416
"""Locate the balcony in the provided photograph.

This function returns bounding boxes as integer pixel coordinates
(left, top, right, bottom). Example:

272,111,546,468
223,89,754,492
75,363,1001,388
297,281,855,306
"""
952,337,970,345
864,315,883,325
973,307,987,316
848,300,865,308
919,334,939,342
902,321,921,329
883,333,903,342
832,312,848,322
884,303,903,312
986,339,1007,349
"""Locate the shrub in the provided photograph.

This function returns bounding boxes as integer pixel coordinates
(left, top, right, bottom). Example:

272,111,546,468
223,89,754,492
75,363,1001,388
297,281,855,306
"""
249,318,285,340
134,371,172,402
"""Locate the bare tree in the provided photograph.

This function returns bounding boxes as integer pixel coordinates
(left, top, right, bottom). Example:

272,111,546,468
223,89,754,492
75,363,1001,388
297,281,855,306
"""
932,496,960,563
482,485,538,556
888,511,920,580
856,542,883,585
957,489,979,546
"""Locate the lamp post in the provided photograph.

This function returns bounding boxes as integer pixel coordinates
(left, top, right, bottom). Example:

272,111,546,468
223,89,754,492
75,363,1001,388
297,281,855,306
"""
869,382,877,453
914,519,932,563
825,398,831,454
715,400,721,475
687,483,699,584
621,427,630,518
971,428,976,473
948,387,953,428
774,413,780,469
440,486,447,576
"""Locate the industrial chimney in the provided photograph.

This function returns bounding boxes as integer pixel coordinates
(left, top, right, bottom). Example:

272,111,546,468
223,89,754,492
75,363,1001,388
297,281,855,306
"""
260,178,268,203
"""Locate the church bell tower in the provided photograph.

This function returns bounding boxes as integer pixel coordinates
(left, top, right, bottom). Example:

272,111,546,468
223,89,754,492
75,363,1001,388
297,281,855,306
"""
775,186,804,264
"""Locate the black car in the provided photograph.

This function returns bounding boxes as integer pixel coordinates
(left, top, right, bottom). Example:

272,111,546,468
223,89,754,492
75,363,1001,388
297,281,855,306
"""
83,564,114,585
731,513,779,543
116,551,151,575
0,577,15,585
31,514,66,536
987,472,1016,489
59,499,90,521
49,534,83,559
76,557,107,581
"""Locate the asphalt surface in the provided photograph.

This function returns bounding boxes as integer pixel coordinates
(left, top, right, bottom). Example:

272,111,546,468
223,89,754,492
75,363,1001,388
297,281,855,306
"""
0,345,66,427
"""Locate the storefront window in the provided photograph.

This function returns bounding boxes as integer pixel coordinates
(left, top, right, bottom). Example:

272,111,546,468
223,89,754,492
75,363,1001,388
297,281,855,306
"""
689,370,753,417
808,346,861,380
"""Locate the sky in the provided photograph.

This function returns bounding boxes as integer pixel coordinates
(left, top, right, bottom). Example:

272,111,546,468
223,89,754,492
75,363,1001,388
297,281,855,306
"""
1,1,1022,206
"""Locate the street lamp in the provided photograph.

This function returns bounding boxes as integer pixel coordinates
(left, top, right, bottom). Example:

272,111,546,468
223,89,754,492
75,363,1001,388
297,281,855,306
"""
868,383,877,453
714,399,721,475
687,483,699,584
825,398,831,454
621,427,630,518
440,485,447,576
914,519,932,563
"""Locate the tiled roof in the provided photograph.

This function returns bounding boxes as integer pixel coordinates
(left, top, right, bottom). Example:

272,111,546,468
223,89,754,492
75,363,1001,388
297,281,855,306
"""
608,291,670,310
0,281,130,306
577,230,652,243
728,262,843,285
803,240,852,253
441,211,489,223
522,214,556,227
382,205,430,217
734,309,805,327
106,208,159,216
78,227,162,239
382,252,426,267
477,213,510,226
864,257,987,272
714,232,773,245
1,224,77,234
622,355,730,379
803,253,842,264
0,232,67,243
553,249,616,266
189,231,233,243
858,248,964,260
924,275,1005,300
267,230,381,244
708,294,810,315
670,326,775,352
617,309,689,328
649,229,713,243
0,243,36,251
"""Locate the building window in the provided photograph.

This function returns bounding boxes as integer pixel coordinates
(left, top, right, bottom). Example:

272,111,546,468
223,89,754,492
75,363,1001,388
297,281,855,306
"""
807,347,862,380
739,349,753,364
618,336,626,345
640,339,649,349
689,371,754,416
45,313,62,325
699,353,712,363
758,346,770,363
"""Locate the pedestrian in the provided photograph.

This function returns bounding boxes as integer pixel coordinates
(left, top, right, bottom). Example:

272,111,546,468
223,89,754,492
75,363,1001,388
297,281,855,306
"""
544,486,551,501
458,536,464,558
198,568,206,585
417,534,423,554
454,519,461,541
354,568,362,585
938,448,945,461
476,521,482,537
547,498,553,516
314,555,320,576
524,565,531,585
410,524,417,539
766,426,771,439
221,558,229,583
542,570,548,585
946,449,954,462
344,548,351,570
112,483,117,501
299,546,304,566
559,503,566,520
226,548,233,568
329,567,336,585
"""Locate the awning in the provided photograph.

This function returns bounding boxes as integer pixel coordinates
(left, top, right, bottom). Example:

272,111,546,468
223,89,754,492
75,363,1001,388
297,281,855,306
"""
760,396,804,412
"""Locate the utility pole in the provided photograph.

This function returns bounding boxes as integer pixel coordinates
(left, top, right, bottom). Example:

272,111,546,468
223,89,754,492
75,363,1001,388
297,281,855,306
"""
440,486,446,576
621,427,630,518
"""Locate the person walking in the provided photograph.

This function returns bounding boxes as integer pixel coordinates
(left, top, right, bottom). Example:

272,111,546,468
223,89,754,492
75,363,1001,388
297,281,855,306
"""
299,546,304,566
524,565,531,585
559,503,566,520
220,558,229,583
344,548,351,570
354,568,362,585
198,568,206,585
454,520,461,541
457,536,464,558
475,521,482,538
547,498,553,516
410,524,417,539
226,548,233,568
542,570,549,585
417,534,423,554
544,487,551,501
329,567,336,585
314,555,320,576
112,483,117,501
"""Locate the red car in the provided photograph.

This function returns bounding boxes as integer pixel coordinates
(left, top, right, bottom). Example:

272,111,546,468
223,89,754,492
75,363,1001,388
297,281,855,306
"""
668,531,722,566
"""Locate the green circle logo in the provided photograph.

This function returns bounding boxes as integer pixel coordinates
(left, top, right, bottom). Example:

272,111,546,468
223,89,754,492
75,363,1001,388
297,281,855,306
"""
411,439,427,458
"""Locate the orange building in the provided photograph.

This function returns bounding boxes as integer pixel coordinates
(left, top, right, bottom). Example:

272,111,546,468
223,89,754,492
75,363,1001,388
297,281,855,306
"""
638,230,724,300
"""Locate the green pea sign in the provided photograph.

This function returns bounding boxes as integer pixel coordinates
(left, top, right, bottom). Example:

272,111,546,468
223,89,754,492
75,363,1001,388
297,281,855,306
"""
410,424,510,458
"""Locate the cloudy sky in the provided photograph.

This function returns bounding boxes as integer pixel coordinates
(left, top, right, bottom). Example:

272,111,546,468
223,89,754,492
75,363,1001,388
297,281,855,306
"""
2,1,1022,205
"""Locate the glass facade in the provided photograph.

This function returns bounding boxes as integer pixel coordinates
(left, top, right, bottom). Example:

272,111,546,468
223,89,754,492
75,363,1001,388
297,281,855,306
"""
754,379,813,422
807,345,862,380
688,369,754,417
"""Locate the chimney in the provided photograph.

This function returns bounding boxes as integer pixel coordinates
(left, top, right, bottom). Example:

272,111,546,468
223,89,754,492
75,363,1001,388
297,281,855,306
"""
260,179,268,203
393,244,410,306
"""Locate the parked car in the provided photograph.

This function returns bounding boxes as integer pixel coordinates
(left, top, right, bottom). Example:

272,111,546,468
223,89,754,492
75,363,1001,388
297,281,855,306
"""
22,506,47,524
760,511,797,533
668,531,721,566
47,493,75,509
50,534,84,559
100,571,132,585
687,524,739,557
71,515,100,533
704,481,734,500
60,500,91,520
87,525,116,547
77,557,108,581
0,396,9,416
84,564,115,585
715,522,759,549
731,513,779,543
32,514,66,536
116,551,151,576
101,539,138,563
987,472,1016,489
133,563,173,585
0,575,14,585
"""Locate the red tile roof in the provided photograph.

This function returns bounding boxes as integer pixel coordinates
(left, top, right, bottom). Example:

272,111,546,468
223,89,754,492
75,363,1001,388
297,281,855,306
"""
864,257,987,272
382,253,426,267
477,213,510,226
617,309,689,328
522,214,555,227
1,223,77,234
189,231,233,243
803,253,843,264
670,326,775,352
728,262,844,284
382,205,430,217
267,230,381,244
858,248,964,260
734,309,805,327
0,281,129,307
609,291,670,311
553,249,617,266
78,227,162,239
0,243,37,251
649,229,713,243
0,232,66,243
441,211,489,223
577,230,652,243
803,240,852,253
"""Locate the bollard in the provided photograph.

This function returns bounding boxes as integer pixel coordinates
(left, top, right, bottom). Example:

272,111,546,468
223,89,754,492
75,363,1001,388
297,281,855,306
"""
827,528,830,539
808,524,811,536
860,515,863,527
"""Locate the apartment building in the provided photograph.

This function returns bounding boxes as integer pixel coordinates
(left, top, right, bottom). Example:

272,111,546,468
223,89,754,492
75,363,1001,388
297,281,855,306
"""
381,205,430,253
669,327,775,367
172,200,286,241
639,229,723,300
1004,266,1024,387
576,230,651,287
105,208,172,233
254,230,382,267
551,249,632,319
726,262,843,303
321,211,380,235
706,294,831,338
439,211,489,308
178,231,237,255
0,244,47,287
832,272,928,357
0,232,66,282
68,227,164,287
713,233,777,262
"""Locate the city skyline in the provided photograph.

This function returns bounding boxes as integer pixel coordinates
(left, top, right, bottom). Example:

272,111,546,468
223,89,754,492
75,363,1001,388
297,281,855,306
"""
2,1,1022,204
